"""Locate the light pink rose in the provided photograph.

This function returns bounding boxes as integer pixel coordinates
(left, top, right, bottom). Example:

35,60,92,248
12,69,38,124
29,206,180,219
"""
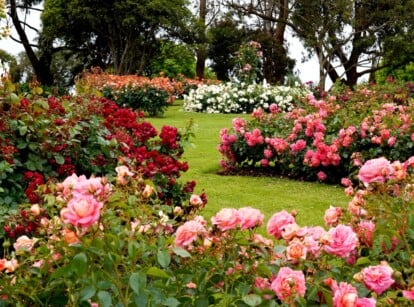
356,297,376,307
403,286,414,301
357,157,394,186
189,194,203,206
332,282,358,307
324,206,342,227
267,210,295,239
271,267,306,303
211,208,240,231
324,225,358,258
13,235,38,252
238,207,264,230
174,220,206,248
115,165,134,185
142,184,155,198
360,262,394,295
3,258,19,273
60,194,103,228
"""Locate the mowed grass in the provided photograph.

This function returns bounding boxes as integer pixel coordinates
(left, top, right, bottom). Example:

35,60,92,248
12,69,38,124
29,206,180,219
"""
148,102,349,227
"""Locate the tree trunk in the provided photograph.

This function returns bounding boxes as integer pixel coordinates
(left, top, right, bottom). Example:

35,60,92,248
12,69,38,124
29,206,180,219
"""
9,0,54,85
195,0,207,79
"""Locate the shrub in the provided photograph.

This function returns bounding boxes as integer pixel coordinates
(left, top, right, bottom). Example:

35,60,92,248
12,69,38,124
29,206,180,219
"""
183,81,309,114
1,157,414,306
218,81,414,183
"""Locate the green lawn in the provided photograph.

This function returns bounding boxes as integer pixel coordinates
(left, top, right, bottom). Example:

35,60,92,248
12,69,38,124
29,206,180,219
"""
149,102,349,227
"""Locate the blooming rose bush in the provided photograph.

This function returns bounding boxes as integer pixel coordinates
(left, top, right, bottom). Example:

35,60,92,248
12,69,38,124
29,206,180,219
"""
218,81,414,183
183,81,309,114
0,84,198,242
1,156,413,306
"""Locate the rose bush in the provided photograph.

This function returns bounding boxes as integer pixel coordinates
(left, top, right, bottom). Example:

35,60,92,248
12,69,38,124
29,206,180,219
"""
0,82,199,247
218,81,414,184
1,156,414,306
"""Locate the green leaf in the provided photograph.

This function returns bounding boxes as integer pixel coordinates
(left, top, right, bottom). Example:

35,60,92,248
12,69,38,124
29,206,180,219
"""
163,297,180,307
54,154,65,165
242,294,262,306
19,125,28,136
79,285,96,302
157,250,171,268
97,290,112,307
355,257,371,266
172,246,191,258
129,272,146,295
146,267,170,279
72,252,87,277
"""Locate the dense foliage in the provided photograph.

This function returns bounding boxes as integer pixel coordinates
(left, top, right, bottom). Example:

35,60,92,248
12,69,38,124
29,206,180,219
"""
218,81,414,183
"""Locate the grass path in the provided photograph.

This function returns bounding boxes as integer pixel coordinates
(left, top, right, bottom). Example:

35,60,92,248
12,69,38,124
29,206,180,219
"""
149,103,348,226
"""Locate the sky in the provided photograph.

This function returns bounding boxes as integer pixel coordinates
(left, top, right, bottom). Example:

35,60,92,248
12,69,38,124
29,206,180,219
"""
0,5,321,85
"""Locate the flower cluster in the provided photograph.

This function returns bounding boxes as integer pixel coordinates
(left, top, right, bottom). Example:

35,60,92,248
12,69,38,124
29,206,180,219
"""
183,81,309,114
218,81,414,183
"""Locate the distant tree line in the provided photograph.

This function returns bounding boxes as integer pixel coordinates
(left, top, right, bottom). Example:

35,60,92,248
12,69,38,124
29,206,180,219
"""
2,0,414,89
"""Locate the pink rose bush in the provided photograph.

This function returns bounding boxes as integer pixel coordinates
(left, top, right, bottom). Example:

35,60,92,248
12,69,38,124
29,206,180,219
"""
218,81,414,184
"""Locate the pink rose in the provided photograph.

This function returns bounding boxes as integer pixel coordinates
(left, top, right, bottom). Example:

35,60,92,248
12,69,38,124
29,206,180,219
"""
356,297,376,307
360,262,394,295
357,157,394,186
115,165,134,185
174,220,206,248
324,225,358,258
60,194,103,228
324,206,342,227
211,208,240,231
267,210,295,239
332,282,358,307
403,286,414,301
356,220,375,247
271,267,306,303
238,207,264,230
317,171,327,181
189,194,203,207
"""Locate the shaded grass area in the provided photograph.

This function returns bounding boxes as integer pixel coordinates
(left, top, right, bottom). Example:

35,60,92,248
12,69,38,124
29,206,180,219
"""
149,102,349,227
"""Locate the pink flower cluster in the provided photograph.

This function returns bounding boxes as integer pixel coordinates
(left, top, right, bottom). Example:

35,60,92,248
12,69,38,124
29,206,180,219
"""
58,174,111,229
211,207,264,231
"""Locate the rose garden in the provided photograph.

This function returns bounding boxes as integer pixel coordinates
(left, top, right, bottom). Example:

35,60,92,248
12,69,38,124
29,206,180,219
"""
0,34,413,306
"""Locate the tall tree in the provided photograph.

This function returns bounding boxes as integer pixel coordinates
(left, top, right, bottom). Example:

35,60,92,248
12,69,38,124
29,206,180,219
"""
41,0,193,76
225,0,294,83
7,0,54,85
291,0,414,88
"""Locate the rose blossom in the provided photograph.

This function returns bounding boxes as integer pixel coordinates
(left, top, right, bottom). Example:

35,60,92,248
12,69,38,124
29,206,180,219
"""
174,220,206,248
115,165,134,185
331,281,358,307
359,262,394,295
403,286,414,301
142,184,154,198
238,207,264,230
267,210,295,239
13,235,38,252
271,267,306,303
211,208,240,231
357,157,394,186
356,297,376,307
356,220,375,247
60,194,103,228
189,194,203,207
324,206,342,227
286,239,307,263
3,258,19,273
324,225,358,258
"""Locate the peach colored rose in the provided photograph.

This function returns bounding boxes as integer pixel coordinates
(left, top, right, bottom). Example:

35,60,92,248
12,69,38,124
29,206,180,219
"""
60,194,103,228
4,259,19,273
211,208,240,231
13,235,38,252
62,229,80,245
286,240,307,263
332,282,358,307
142,184,154,198
115,165,134,185
238,207,264,230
